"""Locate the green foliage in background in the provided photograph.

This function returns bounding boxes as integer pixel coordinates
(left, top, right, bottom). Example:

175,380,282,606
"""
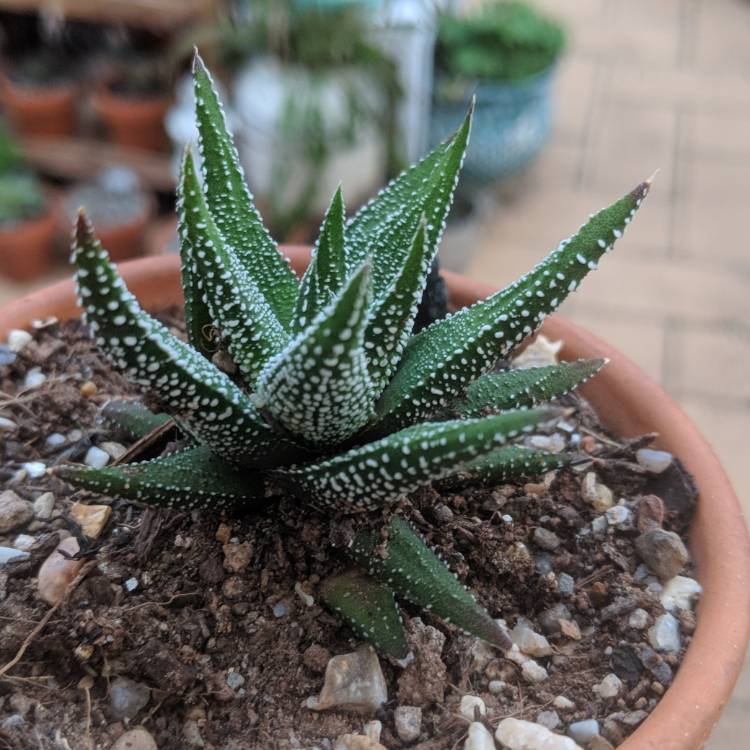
436,1,565,82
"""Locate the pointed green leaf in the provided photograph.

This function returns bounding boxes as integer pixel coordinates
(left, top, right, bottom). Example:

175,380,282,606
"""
345,105,472,298
255,263,375,446
441,445,569,490
56,446,260,511
193,52,298,328
454,359,606,418
350,517,511,650
177,235,214,358
178,149,287,384
364,219,432,398
320,570,409,660
372,180,652,435
276,408,555,512
72,212,300,468
291,186,347,335
100,399,172,440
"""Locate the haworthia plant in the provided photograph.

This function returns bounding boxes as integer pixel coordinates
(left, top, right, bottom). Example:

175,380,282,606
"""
61,51,652,660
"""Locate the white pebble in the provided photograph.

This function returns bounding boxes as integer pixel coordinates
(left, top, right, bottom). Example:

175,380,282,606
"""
522,659,549,683
591,515,608,536
511,620,552,657
593,673,622,699
529,434,566,453
465,722,495,750
636,448,673,474
0,546,30,565
13,534,36,551
660,576,702,613
0,417,17,432
502,514,513,524
605,505,632,527
648,613,681,653
273,601,287,618
45,433,66,447
23,369,46,389
7,329,32,352
295,581,314,607
488,680,506,695
496,718,582,750
124,577,139,592
459,695,486,721
537,710,561,730
101,441,127,460
628,608,649,629
84,446,110,468
568,719,600,746
67,429,83,442
22,462,46,479
553,696,575,710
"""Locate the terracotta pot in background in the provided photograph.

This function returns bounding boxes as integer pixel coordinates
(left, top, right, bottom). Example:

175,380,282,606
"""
0,208,56,281
0,76,77,138
1,250,748,750
92,86,171,152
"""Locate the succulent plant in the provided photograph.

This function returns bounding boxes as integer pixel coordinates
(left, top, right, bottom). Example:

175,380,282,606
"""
59,53,651,660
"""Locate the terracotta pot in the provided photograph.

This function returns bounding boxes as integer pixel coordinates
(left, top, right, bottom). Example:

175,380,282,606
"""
92,86,171,152
1,250,748,750
0,208,56,281
1,76,77,137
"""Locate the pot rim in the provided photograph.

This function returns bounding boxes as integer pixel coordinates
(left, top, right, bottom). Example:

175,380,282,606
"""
1,250,748,750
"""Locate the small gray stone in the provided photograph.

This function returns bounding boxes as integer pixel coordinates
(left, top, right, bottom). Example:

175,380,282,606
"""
594,673,622,699
605,505,632,528
635,529,689,581
23,369,46,388
7,329,32,352
32,492,55,520
0,490,33,533
45,432,66,447
539,603,572,634
488,680,506,695
533,527,560,551
660,576,702,613
568,719,600,745
621,709,649,727
0,346,16,366
648,613,681,653
636,449,673,474
521,659,549,683
0,546,30,565
226,671,245,690
112,728,158,750
394,705,422,742
536,710,560,730
84,446,110,469
628,608,649,630
558,573,575,597
553,695,575,710
1,714,25,730
13,534,35,551
110,676,150,719
511,620,552,657
0,416,17,431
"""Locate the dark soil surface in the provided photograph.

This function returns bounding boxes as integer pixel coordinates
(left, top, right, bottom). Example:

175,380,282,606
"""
0,314,698,750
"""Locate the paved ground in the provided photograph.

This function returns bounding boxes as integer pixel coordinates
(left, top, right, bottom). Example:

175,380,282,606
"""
450,1,749,746
1,0,747,745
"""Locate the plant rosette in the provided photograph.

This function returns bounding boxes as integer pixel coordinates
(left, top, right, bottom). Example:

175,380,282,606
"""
0,53,748,750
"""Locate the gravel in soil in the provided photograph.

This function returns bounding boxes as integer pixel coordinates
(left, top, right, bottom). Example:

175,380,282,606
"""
0,316,699,750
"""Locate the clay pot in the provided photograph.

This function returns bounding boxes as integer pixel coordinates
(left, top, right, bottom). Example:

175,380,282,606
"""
0,75,77,137
92,86,171,152
1,250,748,750
0,208,56,281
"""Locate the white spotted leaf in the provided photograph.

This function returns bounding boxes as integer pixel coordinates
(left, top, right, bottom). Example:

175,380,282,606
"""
275,407,554,512
193,52,298,329
56,445,260,510
178,149,287,385
371,180,652,436
71,212,300,468
255,262,376,446
344,105,472,300
291,186,347,334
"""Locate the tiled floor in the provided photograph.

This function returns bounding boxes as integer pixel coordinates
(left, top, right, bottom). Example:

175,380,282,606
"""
453,1,749,746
